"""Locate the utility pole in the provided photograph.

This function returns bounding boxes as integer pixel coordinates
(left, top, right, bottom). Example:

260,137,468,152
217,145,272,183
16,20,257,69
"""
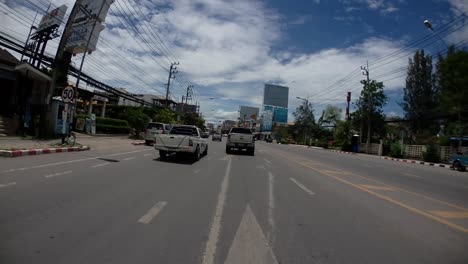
165,62,179,108
346,92,351,120
361,61,371,154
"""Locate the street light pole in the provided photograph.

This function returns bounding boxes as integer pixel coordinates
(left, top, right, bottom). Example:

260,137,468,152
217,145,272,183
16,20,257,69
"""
424,19,449,48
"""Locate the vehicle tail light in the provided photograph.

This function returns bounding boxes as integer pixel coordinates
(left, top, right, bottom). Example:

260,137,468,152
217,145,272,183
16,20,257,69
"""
189,139,193,146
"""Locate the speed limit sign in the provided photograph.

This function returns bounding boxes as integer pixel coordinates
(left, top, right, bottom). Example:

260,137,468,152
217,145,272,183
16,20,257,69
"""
62,86,74,103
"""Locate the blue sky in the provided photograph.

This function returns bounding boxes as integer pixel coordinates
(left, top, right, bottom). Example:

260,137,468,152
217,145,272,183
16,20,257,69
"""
1,0,467,122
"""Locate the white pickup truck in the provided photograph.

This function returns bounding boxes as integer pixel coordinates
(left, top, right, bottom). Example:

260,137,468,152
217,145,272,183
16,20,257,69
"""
226,127,255,155
154,125,208,161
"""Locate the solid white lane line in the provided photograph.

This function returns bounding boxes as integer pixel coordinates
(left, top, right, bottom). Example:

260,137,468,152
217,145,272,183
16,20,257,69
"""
91,163,110,168
44,171,73,178
1,149,152,174
194,169,201,174
264,158,272,164
202,157,232,264
144,153,152,157
404,173,422,178
289,178,316,195
268,172,275,239
138,201,168,224
122,157,136,161
0,182,16,188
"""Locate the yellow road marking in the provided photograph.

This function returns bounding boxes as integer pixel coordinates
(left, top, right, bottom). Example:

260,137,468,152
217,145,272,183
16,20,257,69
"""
269,149,468,212
359,184,396,191
262,147,468,233
429,211,468,219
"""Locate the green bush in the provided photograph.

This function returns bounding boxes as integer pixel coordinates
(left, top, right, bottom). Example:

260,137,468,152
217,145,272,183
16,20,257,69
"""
438,136,451,146
389,143,403,158
317,139,329,149
96,124,130,134
340,141,352,152
423,145,441,163
95,117,128,127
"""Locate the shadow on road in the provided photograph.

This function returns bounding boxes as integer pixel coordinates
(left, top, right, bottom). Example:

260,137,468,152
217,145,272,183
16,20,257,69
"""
153,154,198,165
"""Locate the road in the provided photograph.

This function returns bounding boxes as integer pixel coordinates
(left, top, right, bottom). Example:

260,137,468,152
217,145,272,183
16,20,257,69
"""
1,138,468,263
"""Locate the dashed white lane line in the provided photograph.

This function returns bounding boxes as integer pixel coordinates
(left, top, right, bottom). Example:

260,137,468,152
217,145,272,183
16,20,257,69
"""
91,163,110,168
202,156,232,264
404,173,422,178
268,172,275,242
0,149,152,174
44,171,73,178
144,153,152,157
122,157,136,161
289,178,316,196
0,182,17,188
264,158,272,164
194,169,201,174
138,201,168,224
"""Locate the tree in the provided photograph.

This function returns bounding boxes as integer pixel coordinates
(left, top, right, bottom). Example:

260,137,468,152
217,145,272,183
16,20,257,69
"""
439,50,468,148
293,100,316,144
182,112,206,130
319,105,342,127
122,108,150,132
402,50,438,136
154,109,176,124
354,79,388,151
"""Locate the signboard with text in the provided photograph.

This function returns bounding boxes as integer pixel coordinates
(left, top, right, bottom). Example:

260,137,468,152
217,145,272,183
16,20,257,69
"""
37,5,68,32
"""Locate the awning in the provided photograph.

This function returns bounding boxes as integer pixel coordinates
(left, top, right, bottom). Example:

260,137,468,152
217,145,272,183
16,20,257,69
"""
15,63,52,82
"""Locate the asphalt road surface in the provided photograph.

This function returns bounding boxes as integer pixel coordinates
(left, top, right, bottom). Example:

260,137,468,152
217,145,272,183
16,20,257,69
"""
1,138,468,264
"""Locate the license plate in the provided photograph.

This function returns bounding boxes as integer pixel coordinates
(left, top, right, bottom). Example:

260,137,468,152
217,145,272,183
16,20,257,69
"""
238,144,246,147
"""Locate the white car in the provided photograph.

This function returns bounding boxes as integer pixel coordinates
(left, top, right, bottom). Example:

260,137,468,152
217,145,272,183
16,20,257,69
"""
226,127,255,155
144,122,171,145
212,133,222,141
154,125,208,161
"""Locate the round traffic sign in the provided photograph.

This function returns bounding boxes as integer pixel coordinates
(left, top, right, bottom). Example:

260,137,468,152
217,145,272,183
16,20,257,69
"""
62,86,74,103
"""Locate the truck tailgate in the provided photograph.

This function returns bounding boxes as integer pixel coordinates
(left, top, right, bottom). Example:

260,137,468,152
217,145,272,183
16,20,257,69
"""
155,134,190,149
229,133,253,144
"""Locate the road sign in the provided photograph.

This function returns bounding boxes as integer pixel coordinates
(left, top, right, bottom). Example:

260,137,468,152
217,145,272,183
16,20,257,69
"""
62,86,74,103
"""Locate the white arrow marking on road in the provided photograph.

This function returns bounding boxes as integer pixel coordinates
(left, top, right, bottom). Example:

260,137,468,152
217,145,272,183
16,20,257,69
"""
122,157,136,161
219,155,229,161
138,201,168,224
202,157,232,264
91,163,110,168
264,158,272,164
44,171,73,178
144,153,152,157
290,178,316,195
0,182,16,188
224,205,279,264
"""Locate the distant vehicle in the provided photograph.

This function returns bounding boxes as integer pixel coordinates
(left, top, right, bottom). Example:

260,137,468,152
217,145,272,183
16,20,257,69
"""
226,127,255,155
265,137,273,143
154,125,208,161
222,133,228,137
212,133,222,141
449,151,468,171
144,122,171,145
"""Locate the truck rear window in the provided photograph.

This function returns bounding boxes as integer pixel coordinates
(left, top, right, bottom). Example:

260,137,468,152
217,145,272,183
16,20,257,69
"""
170,127,198,136
147,123,164,130
230,128,252,134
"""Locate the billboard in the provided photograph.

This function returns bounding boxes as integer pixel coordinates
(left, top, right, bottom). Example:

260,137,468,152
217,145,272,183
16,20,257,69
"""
264,105,288,123
239,106,259,121
262,110,273,131
263,84,289,108
37,5,68,32
66,0,114,54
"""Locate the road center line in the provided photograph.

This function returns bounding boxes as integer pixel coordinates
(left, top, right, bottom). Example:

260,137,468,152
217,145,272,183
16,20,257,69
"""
144,153,152,156
264,158,272,164
44,171,73,178
122,157,136,161
91,163,110,168
404,173,422,178
0,149,152,175
138,201,168,224
289,178,316,195
202,156,232,264
0,182,16,188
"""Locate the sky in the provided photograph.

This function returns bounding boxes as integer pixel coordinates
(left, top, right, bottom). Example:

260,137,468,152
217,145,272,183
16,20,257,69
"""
1,0,467,123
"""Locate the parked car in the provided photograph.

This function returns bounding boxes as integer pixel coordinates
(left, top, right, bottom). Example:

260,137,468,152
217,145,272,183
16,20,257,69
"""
449,151,468,171
144,122,171,145
226,127,255,155
212,133,222,141
154,125,208,161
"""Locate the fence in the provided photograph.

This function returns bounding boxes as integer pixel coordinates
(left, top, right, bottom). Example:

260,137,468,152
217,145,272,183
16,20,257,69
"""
359,143,380,155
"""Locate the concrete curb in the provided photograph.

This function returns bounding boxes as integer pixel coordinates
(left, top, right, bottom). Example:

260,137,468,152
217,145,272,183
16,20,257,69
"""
329,149,356,155
0,146,90,157
381,156,451,169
